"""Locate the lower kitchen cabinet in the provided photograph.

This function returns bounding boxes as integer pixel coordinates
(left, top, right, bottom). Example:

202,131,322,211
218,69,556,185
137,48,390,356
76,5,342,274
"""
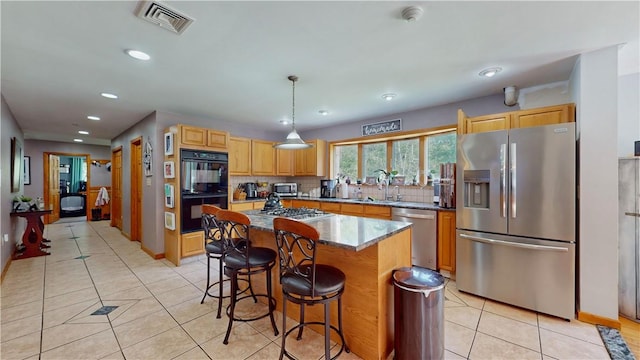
363,205,391,220
437,211,456,273
292,200,320,209
181,230,204,257
320,202,341,214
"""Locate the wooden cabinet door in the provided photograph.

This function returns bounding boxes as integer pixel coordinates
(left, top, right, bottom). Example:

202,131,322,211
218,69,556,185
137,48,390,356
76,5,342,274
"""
230,202,254,211
181,230,204,257
465,114,510,134
340,203,364,216
207,130,229,149
363,205,391,220
294,139,326,176
511,104,575,129
320,202,341,214
437,211,456,272
181,126,207,146
251,140,276,176
229,137,251,176
276,148,294,176
292,200,320,209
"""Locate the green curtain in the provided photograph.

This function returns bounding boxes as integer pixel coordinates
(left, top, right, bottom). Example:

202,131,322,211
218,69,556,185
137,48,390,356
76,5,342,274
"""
70,157,84,192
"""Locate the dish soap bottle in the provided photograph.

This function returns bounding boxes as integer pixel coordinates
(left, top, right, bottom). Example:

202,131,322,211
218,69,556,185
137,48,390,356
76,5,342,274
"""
356,185,363,200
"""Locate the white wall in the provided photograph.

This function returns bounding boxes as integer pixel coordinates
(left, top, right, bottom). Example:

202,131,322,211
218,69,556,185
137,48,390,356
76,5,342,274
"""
618,73,640,157
1,95,26,272
572,46,620,320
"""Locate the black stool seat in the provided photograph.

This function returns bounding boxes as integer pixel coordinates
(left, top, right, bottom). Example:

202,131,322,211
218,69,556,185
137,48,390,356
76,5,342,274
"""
282,265,345,297
205,241,223,254
224,247,277,270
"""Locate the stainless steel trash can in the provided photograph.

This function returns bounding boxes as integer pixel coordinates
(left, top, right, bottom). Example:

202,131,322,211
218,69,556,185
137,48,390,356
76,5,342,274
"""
393,266,445,360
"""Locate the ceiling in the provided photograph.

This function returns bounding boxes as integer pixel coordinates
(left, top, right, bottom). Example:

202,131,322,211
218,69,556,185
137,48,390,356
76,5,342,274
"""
2,1,638,146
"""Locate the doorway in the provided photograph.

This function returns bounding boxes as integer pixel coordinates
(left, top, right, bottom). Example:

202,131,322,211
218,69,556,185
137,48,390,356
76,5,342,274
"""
111,147,123,230
43,152,90,224
130,138,142,242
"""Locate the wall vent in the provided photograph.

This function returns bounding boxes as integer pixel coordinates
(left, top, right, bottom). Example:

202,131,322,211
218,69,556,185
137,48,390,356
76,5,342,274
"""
135,1,194,35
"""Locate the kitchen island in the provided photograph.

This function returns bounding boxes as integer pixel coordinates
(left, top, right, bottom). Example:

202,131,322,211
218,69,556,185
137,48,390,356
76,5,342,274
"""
243,210,412,360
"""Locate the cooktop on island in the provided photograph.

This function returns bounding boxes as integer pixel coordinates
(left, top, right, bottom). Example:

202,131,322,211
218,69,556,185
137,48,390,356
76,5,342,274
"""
259,207,331,220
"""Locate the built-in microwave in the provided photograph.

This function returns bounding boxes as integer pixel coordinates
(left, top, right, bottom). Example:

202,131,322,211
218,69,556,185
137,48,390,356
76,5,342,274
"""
272,183,297,197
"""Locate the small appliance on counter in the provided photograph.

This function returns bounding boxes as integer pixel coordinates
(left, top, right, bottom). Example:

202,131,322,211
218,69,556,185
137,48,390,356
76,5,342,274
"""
272,183,298,197
320,179,337,198
432,179,440,204
244,182,259,199
262,192,283,211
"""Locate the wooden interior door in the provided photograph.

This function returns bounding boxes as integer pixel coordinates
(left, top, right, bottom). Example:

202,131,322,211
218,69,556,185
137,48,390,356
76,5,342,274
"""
45,154,60,224
111,147,123,230
130,138,142,241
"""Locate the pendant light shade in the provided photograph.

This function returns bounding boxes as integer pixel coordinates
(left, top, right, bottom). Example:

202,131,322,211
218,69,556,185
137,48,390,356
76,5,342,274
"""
274,75,312,150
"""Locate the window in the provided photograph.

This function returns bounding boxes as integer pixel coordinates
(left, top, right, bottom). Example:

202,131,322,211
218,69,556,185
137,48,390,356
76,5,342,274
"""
330,126,456,185
362,142,387,177
392,138,419,184
425,131,456,179
333,144,357,179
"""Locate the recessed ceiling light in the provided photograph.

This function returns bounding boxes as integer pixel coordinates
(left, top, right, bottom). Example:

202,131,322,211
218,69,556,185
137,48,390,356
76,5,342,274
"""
73,138,83,142
318,110,329,116
479,67,502,78
279,120,289,125
101,92,118,99
125,49,151,61
78,130,89,135
87,115,101,121
382,93,396,101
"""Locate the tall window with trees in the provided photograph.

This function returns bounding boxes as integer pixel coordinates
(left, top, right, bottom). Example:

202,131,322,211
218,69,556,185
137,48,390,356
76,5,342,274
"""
333,144,358,179
362,142,387,177
392,138,419,184
426,131,456,179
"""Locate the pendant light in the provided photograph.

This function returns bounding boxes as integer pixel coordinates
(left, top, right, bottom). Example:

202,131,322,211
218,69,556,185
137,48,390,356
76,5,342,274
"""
273,75,312,149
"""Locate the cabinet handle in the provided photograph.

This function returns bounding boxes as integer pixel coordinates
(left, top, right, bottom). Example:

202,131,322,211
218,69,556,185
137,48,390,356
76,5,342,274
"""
625,212,640,217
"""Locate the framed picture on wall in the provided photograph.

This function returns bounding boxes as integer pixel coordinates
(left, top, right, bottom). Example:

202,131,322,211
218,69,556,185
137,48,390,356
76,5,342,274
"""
164,132,174,156
10,137,23,192
163,161,175,179
164,183,175,208
144,141,153,177
23,156,31,185
164,212,176,230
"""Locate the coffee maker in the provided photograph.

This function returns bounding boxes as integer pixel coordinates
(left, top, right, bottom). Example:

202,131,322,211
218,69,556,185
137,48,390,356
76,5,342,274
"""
243,183,258,199
320,179,337,198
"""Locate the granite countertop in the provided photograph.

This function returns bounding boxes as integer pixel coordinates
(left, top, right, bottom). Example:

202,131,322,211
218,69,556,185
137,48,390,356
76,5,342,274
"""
243,210,412,252
233,196,455,211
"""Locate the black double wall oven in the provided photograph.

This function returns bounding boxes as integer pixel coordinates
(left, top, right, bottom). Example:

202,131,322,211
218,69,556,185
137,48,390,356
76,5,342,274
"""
180,149,228,233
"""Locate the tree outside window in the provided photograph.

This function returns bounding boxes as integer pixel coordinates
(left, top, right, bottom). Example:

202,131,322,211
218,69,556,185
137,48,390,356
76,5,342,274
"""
362,143,386,177
426,131,456,179
392,139,419,184
333,144,358,180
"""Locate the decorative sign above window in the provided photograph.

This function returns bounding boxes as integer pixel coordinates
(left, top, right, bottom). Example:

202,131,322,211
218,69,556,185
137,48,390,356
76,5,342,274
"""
362,119,402,136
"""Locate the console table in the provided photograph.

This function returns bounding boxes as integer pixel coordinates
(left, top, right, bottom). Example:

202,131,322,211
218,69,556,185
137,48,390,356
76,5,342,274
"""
10,210,52,259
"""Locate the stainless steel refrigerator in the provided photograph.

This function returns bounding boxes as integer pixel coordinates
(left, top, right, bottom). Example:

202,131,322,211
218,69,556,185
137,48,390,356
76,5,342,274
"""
456,122,576,320
619,157,639,322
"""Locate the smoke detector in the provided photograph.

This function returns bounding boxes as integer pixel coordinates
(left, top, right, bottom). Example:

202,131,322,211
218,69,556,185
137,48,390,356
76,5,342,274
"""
136,1,194,34
401,6,424,22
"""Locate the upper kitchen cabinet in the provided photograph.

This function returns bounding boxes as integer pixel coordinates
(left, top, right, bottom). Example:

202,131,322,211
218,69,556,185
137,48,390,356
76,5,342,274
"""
457,110,510,134
276,148,294,176
294,139,327,176
229,137,251,176
179,125,229,151
458,103,575,135
511,104,575,129
252,139,276,176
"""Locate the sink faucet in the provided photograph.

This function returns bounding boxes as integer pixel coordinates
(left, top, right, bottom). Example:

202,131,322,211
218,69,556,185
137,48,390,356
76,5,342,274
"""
395,186,403,201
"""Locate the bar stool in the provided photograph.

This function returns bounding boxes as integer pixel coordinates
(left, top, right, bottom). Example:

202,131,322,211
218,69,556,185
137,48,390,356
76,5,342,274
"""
199,205,228,318
216,209,279,344
273,217,349,360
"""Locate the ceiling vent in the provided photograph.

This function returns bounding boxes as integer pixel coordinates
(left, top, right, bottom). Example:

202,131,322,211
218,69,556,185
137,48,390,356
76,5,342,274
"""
135,1,194,35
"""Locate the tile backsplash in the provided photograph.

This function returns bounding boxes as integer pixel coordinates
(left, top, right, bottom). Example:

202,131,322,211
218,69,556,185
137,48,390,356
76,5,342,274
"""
230,176,435,203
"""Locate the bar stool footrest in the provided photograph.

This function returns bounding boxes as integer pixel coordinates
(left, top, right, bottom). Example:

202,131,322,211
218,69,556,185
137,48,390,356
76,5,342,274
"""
225,294,277,322
281,321,349,360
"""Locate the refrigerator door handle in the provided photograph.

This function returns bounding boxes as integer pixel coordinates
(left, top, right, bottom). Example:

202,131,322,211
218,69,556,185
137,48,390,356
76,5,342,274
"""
460,233,569,252
510,142,516,218
500,143,507,218
624,212,640,217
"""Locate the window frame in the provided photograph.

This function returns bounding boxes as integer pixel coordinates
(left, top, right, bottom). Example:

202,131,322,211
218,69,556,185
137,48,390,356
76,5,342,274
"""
329,124,456,185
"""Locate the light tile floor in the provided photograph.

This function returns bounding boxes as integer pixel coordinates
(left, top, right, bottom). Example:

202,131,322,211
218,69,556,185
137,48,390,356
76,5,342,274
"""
0,220,613,360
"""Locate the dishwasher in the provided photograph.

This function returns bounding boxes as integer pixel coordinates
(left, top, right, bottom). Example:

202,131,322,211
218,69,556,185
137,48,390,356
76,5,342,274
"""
392,208,437,270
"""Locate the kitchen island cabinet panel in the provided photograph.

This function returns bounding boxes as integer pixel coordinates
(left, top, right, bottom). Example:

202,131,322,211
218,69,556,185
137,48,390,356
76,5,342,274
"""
248,221,411,360
181,230,204,257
